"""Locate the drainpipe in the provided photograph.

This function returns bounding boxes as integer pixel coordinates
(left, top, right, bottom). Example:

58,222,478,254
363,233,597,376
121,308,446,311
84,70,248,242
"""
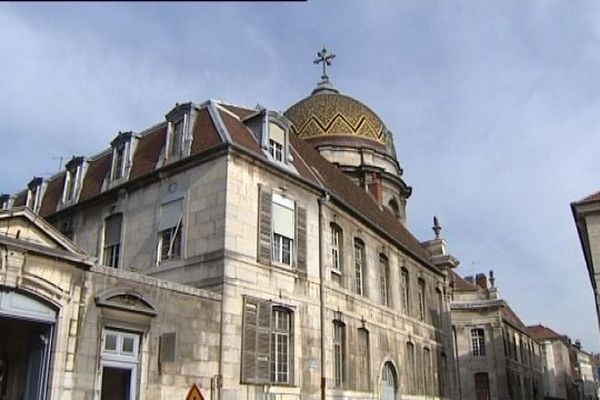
318,192,330,400
452,325,461,400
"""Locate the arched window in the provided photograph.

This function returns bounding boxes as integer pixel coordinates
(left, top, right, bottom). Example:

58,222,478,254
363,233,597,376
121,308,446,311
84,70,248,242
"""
380,362,397,400
436,288,443,327
388,199,400,218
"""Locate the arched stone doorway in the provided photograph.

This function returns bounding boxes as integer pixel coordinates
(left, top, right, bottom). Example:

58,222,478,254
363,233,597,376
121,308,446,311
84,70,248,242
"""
0,288,57,400
380,361,398,400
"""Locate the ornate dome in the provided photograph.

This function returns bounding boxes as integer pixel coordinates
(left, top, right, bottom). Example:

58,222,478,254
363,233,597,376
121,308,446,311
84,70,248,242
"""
284,89,389,148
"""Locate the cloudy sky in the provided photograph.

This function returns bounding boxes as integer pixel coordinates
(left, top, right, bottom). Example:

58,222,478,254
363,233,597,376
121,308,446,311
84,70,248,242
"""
2,2,600,351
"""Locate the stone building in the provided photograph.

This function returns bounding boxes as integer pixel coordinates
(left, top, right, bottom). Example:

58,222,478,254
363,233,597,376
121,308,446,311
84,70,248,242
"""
0,208,220,399
449,271,544,400
572,193,600,332
528,324,575,400
1,58,458,399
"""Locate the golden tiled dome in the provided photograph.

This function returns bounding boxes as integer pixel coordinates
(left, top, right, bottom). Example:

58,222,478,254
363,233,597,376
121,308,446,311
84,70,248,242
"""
284,91,388,145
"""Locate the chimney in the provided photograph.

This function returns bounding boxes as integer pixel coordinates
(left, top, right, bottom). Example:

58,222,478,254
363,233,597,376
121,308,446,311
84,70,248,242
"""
475,273,488,289
575,340,582,350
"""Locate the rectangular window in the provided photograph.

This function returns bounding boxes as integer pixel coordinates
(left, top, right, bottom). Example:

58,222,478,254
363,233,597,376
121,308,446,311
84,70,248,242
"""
64,170,77,201
269,139,283,161
418,278,426,321
113,146,125,180
354,241,365,295
401,268,410,315
272,193,295,266
170,120,184,158
357,328,370,391
158,199,183,263
103,214,123,268
271,308,291,383
471,328,486,356
407,342,415,394
423,348,431,394
331,224,342,272
242,297,293,385
333,321,345,388
436,288,443,327
380,255,389,306
100,329,140,400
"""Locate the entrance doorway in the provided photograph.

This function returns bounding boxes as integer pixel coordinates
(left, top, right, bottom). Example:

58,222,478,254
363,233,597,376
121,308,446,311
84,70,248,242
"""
0,289,56,400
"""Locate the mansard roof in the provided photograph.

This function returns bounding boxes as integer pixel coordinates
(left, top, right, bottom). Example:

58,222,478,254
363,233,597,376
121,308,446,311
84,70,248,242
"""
7,99,435,270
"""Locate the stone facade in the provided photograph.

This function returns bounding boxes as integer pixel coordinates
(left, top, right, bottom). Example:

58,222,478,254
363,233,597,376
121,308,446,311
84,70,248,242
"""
2,83,458,400
450,272,544,400
0,208,221,400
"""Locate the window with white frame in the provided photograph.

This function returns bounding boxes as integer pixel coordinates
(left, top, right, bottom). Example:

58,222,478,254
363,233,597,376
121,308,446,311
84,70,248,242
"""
272,193,294,266
268,122,285,162
112,145,125,180
331,223,342,273
64,171,77,202
471,328,486,356
169,119,184,159
158,199,183,263
271,307,292,384
333,320,345,388
354,240,365,296
100,329,140,400
103,214,123,268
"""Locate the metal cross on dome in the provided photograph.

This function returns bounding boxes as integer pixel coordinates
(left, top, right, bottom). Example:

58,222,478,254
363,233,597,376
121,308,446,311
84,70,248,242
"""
314,47,336,81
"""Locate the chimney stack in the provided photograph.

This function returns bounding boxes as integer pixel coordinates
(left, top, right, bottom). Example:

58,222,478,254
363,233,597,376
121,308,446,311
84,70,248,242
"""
475,273,488,289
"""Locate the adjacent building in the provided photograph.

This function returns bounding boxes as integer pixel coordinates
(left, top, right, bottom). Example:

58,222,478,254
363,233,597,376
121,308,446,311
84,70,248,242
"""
449,271,544,400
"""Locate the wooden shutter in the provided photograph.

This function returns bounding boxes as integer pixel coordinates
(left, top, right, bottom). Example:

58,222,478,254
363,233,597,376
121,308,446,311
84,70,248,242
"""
256,300,272,383
295,204,307,276
242,297,272,384
257,185,272,265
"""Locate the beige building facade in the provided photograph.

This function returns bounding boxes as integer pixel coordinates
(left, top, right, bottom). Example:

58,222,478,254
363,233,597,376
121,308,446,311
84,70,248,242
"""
450,271,544,400
2,73,458,400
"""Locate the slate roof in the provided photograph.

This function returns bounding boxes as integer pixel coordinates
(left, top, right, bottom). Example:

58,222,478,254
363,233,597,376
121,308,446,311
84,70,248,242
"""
7,99,435,269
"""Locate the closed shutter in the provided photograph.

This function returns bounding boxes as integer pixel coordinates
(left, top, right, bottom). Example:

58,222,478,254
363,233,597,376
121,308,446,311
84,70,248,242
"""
242,297,272,384
257,185,272,265
295,204,307,276
104,214,122,245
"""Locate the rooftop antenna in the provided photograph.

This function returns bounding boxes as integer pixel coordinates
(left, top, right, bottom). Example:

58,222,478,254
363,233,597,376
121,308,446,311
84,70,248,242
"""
52,156,68,172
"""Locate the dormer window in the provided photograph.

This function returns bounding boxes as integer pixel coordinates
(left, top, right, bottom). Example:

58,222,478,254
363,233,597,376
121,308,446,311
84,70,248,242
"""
243,109,295,169
63,156,84,204
27,177,43,213
109,131,137,183
169,119,184,159
165,102,195,162
112,145,125,180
